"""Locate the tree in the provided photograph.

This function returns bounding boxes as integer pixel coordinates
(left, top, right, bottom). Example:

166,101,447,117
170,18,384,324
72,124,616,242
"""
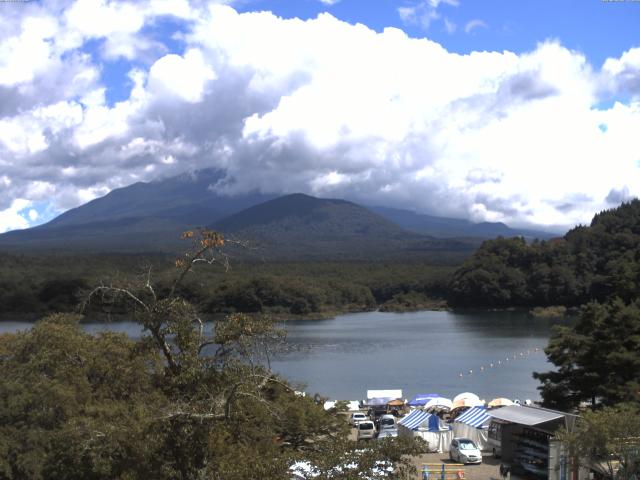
0,229,425,479
534,300,640,410
556,404,640,480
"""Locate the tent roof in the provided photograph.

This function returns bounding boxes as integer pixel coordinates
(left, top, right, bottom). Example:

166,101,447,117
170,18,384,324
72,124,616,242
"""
454,406,491,428
398,410,438,430
408,393,440,406
488,406,565,426
424,397,453,409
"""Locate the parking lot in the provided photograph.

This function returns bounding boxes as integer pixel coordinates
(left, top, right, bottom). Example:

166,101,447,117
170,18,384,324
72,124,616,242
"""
410,452,507,480
348,420,517,479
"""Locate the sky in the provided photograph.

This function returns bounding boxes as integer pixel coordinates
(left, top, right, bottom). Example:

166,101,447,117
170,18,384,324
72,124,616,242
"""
1,0,640,234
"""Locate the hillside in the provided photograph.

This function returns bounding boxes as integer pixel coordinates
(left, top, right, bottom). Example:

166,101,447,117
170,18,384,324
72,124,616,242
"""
211,194,476,261
448,199,640,308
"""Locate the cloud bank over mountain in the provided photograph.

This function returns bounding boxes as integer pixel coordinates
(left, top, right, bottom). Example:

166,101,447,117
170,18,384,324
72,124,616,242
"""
1,0,639,233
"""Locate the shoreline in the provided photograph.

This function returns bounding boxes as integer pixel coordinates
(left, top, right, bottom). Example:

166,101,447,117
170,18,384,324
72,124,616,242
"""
0,301,574,324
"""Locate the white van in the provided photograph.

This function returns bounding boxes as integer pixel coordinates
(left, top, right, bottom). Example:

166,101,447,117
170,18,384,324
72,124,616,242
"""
357,421,376,440
487,419,505,458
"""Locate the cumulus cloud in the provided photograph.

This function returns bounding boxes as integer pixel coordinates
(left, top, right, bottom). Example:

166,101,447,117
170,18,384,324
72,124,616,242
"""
602,46,640,96
0,199,32,233
0,2,640,234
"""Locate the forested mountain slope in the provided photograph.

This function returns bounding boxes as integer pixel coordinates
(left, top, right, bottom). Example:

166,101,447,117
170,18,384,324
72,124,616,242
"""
448,199,640,308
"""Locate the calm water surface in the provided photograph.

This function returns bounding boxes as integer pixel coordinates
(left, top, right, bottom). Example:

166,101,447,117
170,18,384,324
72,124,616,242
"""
1,310,561,402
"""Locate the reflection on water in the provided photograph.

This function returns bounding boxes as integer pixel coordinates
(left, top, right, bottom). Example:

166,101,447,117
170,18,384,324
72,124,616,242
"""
1,310,566,402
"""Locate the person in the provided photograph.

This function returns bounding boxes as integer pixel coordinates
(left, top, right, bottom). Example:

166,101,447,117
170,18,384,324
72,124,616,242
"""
499,463,510,479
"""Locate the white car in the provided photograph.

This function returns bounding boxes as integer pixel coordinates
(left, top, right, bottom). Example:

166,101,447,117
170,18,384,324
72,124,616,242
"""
449,437,482,464
357,421,376,440
349,412,368,426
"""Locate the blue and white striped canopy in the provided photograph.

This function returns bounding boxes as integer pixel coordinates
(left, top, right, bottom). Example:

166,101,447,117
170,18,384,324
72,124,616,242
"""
454,406,490,428
398,410,438,430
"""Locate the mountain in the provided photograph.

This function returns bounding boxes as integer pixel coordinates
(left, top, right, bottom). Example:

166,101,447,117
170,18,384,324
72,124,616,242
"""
369,206,556,240
0,168,551,257
46,169,274,228
0,170,275,252
210,194,475,260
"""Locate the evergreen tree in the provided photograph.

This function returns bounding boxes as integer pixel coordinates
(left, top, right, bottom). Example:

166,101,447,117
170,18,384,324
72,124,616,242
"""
534,300,640,410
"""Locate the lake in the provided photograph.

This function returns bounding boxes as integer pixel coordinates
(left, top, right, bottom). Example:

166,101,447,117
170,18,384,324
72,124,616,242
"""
0,309,561,403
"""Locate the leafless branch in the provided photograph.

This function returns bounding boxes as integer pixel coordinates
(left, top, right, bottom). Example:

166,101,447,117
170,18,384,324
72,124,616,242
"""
84,285,151,313
145,265,157,302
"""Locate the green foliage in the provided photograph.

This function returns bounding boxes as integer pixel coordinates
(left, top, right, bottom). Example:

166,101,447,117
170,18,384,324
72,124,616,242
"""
449,200,640,308
0,254,456,318
0,232,425,479
0,313,165,480
556,404,640,480
534,299,640,410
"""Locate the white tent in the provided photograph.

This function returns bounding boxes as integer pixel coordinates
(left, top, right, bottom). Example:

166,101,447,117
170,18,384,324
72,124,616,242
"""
397,410,453,453
452,406,491,450
366,389,402,400
453,392,481,403
423,397,453,410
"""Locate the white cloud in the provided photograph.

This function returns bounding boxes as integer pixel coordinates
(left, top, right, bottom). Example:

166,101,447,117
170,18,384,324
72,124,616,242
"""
601,46,640,97
398,0,459,30
0,16,58,87
148,49,216,102
464,19,487,34
0,199,31,233
318,0,341,5
0,2,640,233
443,18,457,34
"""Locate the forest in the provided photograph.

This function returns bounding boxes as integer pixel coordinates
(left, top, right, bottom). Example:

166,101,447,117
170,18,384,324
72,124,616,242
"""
0,254,454,319
448,200,640,308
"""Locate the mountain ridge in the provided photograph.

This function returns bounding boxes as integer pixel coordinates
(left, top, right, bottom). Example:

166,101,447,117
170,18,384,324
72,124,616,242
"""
0,170,556,257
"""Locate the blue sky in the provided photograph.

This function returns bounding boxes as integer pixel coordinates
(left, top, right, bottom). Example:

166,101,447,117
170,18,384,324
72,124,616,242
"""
1,0,640,233
236,0,640,66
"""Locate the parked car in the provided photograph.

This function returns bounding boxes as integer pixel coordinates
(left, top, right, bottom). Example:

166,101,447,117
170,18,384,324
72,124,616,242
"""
357,421,376,440
449,438,482,464
349,412,368,426
376,429,398,439
377,414,397,431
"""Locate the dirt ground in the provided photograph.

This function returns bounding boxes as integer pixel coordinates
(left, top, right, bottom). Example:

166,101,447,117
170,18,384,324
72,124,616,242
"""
411,452,507,480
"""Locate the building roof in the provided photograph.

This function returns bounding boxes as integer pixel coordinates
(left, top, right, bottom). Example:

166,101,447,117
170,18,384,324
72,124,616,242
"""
487,405,566,426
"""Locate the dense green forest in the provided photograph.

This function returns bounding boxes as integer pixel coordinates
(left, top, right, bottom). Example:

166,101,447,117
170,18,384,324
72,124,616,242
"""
448,200,640,308
0,254,454,319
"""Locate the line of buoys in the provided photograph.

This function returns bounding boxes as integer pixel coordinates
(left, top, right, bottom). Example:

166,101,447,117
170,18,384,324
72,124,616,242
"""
456,347,544,379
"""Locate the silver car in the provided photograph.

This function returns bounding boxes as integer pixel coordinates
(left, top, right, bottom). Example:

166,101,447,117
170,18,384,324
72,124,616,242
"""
377,414,397,431
449,437,482,464
349,412,368,426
